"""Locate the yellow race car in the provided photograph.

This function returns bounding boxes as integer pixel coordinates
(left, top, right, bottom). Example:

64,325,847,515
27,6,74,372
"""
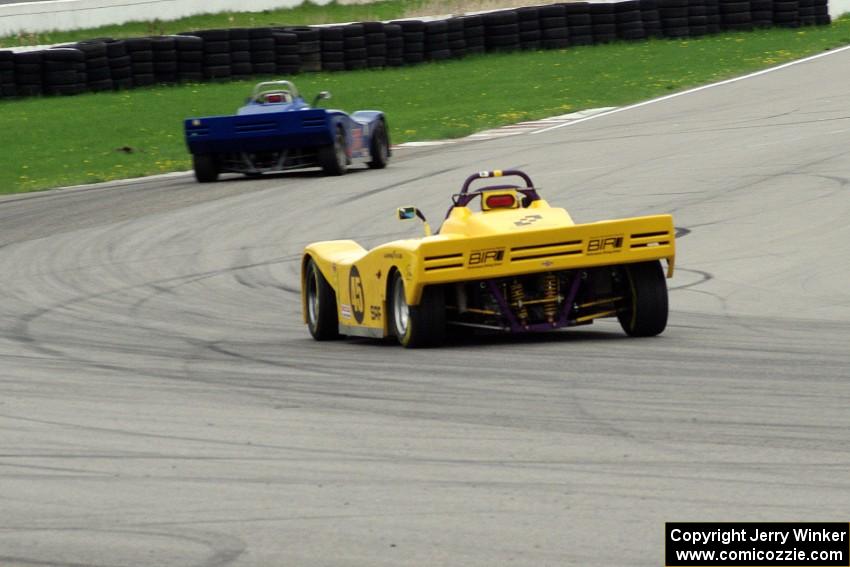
302,170,675,347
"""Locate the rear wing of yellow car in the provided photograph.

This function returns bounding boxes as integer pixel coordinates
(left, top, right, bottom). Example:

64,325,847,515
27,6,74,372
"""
415,214,675,286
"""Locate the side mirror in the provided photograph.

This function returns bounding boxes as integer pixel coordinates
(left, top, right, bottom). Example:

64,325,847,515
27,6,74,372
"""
313,91,331,106
397,206,432,236
397,206,417,220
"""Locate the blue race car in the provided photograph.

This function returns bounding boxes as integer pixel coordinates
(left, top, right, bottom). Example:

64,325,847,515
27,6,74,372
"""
184,80,390,182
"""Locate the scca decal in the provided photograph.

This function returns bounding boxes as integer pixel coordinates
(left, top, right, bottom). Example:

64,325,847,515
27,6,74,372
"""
468,248,506,268
349,265,365,324
587,235,624,255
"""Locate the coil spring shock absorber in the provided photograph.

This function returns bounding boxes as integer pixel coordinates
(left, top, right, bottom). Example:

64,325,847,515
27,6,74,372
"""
543,273,558,323
510,279,528,324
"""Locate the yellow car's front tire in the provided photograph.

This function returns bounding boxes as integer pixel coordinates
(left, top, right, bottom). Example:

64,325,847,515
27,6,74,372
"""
305,258,340,341
388,272,445,348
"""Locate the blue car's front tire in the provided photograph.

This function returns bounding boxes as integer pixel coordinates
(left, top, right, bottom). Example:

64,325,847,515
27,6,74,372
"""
193,154,219,183
368,120,390,169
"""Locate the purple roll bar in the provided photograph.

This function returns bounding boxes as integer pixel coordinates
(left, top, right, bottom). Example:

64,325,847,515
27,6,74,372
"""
439,169,543,228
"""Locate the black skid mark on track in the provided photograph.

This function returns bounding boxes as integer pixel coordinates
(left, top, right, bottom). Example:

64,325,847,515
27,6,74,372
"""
339,163,492,204
669,268,713,291
6,256,300,378
0,527,245,567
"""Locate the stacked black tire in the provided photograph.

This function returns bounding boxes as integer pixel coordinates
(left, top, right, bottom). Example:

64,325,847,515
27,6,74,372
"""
483,10,521,52
0,50,15,99
78,41,114,91
591,3,619,43
447,18,467,58
344,24,368,70
228,28,252,78
42,48,86,96
461,15,486,55
175,35,204,83
516,7,542,50
425,20,451,61
320,26,345,72
125,37,155,86
250,28,277,76
363,22,387,68
103,39,133,90
285,27,321,73
687,0,708,35
565,3,595,45
13,51,43,97
194,29,230,81
750,0,775,26
772,0,800,25
149,36,177,84
384,23,405,66
393,20,426,65
659,0,691,37
720,0,754,30
812,0,831,24
797,0,818,24
704,0,724,33
617,1,647,40
273,29,300,75
639,0,665,37
539,4,571,49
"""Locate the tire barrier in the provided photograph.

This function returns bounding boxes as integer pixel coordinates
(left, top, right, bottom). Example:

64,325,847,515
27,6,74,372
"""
460,15,487,55
425,19,451,61
343,23,367,71
0,0,832,100
393,19,425,65
363,21,388,68
517,7,542,50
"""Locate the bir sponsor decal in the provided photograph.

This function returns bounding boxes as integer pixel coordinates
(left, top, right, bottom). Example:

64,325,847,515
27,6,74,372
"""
587,235,624,255
468,248,505,268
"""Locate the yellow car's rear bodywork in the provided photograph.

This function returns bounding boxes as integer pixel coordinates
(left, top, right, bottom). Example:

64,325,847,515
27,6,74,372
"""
303,186,675,339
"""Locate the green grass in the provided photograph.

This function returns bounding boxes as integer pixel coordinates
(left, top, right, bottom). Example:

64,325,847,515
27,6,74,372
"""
0,0,423,48
2,19,850,194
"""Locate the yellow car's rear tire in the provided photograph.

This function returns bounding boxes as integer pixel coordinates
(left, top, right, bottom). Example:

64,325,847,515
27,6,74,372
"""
617,260,668,337
305,258,340,341
389,272,445,348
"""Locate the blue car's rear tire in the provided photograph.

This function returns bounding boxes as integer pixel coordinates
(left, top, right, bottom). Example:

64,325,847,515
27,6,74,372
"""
319,127,348,176
193,154,219,183
368,120,390,169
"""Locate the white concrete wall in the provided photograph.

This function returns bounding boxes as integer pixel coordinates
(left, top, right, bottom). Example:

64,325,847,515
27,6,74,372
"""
829,0,850,16
0,0,331,37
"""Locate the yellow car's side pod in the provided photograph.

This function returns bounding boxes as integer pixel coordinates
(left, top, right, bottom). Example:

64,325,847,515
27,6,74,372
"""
302,169,675,347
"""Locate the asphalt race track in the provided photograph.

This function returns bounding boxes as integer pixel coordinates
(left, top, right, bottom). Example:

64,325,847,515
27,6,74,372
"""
2,49,849,567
